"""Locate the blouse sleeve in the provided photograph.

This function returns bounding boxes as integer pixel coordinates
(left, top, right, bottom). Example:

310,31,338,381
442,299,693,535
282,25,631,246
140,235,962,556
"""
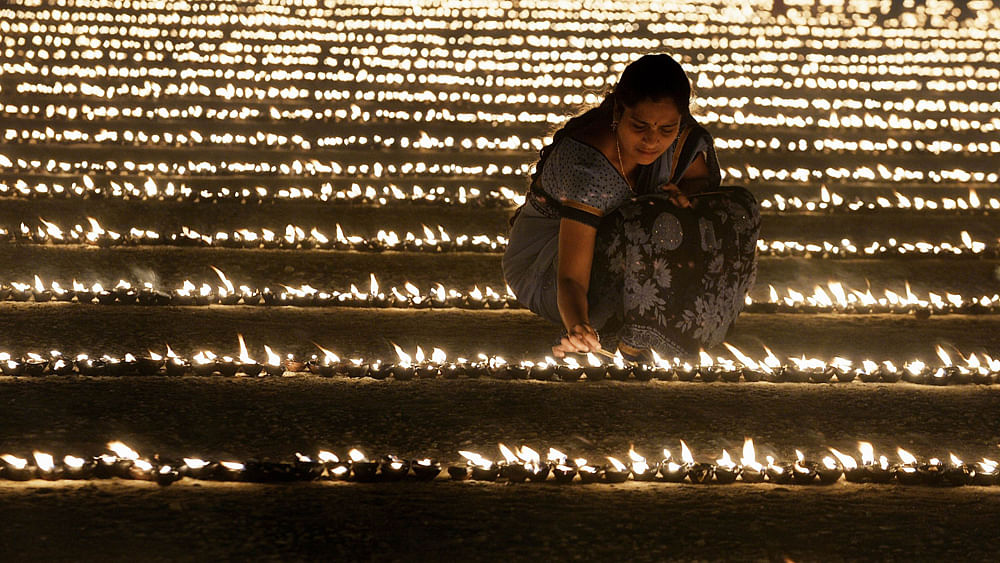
538,139,633,228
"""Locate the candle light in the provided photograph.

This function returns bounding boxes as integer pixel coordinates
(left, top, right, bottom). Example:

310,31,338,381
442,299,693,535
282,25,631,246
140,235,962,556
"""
828,448,862,483
155,464,182,487
1,454,35,481
627,446,657,481
262,346,285,377
318,451,351,480
583,353,607,381
497,443,529,483
33,452,60,480
792,450,819,485
895,448,922,485
740,438,766,483
236,335,263,377
603,456,630,484
575,458,602,484
942,453,971,486
714,450,739,484
379,455,411,481
457,450,499,482
972,459,998,486
349,448,379,482
62,455,95,480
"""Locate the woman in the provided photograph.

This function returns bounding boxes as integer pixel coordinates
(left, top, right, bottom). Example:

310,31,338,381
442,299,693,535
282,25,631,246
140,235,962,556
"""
503,54,760,361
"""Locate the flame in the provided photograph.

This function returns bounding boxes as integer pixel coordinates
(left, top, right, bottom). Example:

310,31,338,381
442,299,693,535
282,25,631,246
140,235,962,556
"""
498,443,519,464
679,440,694,465
2,454,28,469
741,438,760,469
237,334,254,364
34,275,46,292
108,441,139,460
547,448,567,464
183,458,209,469
369,273,380,296
431,347,447,364
627,446,649,472
263,345,281,366
415,346,425,363
897,448,918,465
220,461,244,471
948,453,963,466
517,445,540,465
317,451,339,463
314,343,339,364
795,450,805,463
716,449,735,469
585,352,602,367
459,451,491,468
724,342,759,369
210,265,235,294
391,342,412,366
133,459,153,472
606,456,627,472
858,442,875,465
936,346,952,367
828,448,858,470
348,449,367,462
63,455,85,469
33,452,55,471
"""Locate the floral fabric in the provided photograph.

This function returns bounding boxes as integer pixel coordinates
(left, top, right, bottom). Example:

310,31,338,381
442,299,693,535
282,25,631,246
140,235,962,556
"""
590,187,761,356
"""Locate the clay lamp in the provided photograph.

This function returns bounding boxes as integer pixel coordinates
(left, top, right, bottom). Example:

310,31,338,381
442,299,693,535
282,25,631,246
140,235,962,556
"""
902,360,929,385
0,352,23,376
765,455,794,484
457,450,499,481
22,352,49,376
498,444,529,483
234,335,262,376
894,448,922,485
1,454,35,481
856,359,881,383
33,452,60,480
942,453,972,486
217,355,239,377
740,438,766,483
181,457,218,480
548,449,576,483
62,455,95,479
136,351,163,376
791,450,819,484
411,458,442,481
155,464,182,486
164,346,189,377
606,353,632,381
292,453,325,481
348,448,379,482
413,346,441,379
878,360,903,383
575,458,602,484
388,344,415,381
714,449,739,484
217,461,246,482
379,455,411,481
32,275,53,302
828,448,864,483
519,446,549,482
827,357,855,382
583,352,607,381
261,346,285,376
344,358,369,379
972,459,999,486
529,357,555,381
49,351,75,375
317,451,351,480
627,446,657,481
602,456,630,484
191,351,218,376
680,441,714,484
658,446,688,483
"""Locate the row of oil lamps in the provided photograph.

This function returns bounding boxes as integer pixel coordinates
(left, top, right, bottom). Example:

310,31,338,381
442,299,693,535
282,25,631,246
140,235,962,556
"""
2,340,997,386
4,274,1000,316
2,178,997,217
1,439,998,488
3,275,999,316
3,220,996,259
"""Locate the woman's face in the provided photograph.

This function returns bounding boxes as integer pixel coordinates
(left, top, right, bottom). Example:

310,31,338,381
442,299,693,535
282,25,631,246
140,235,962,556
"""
617,98,683,166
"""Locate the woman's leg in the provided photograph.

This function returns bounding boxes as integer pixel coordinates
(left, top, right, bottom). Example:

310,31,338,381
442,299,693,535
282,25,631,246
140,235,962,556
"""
597,186,761,358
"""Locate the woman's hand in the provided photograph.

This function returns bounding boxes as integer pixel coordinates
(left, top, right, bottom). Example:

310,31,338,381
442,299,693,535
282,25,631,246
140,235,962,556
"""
552,323,602,358
659,183,691,208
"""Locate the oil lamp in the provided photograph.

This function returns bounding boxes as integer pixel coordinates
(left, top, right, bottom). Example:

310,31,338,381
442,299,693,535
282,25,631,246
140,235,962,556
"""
236,335,262,376
62,455,95,479
50,352,75,375
379,455,411,481
349,449,379,482
902,360,929,385
191,351,217,376
520,446,550,482
603,456,630,483
218,461,246,481
856,360,881,383
972,459,998,486
942,453,971,486
412,347,442,379
549,449,575,483
828,448,863,482
155,464,181,486
8,282,30,302
485,355,508,379
583,353,607,381
879,361,903,383
33,452,60,480
344,358,369,379
504,360,528,380
0,353,23,376
498,444,529,482
32,276,53,302
658,446,688,483
696,350,721,383
714,450,739,484
917,455,946,486
792,450,819,484
411,458,441,481
1,454,35,481
555,357,584,382
127,458,156,481
529,357,555,381
765,456,793,484
627,447,656,481
606,354,632,381
680,441,713,484
22,352,49,376
262,346,285,377
108,441,141,478
93,454,117,479
674,361,697,382
740,438,766,483
292,453,325,481
136,351,163,376
182,457,218,480
576,458,602,484
895,448,922,485
458,450,499,481
827,357,855,382
216,355,239,377
368,360,393,380
318,451,351,481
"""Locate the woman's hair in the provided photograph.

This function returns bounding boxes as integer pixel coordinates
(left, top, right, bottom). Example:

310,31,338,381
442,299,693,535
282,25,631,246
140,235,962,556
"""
529,53,691,186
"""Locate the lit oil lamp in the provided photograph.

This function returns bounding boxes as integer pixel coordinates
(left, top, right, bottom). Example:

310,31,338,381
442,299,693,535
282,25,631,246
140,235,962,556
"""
725,345,767,383
93,454,117,479
344,358,368,378
8,282,31,302
520,446,550,482
740,438,766,483
627,446,656,481
856,360,881,383
457,450,499,481
62,454,95,480
680,441,713,484
606,353,632,381
603,456,630,483
555,356,584,382
349,448,379,482
411,458,441,481
659,444,689,483
498,443,529,483
50,351,75,375
828,448,863,483
32,275,53,302
1,454,35,481
155,464,182,487
215,355,239,377
107,441,141,478
674,361,697,382
261,346,285,376
879,361,903,383
182,457,218,480
379,455,411,481
164,346,189,377
191,351,218,376
318,451,351,480
575,458,602,484
529,357,555,381
895,448,922,485
696,350,721,383
368,360,393,380
292,453,325,481
503,359,528,380
827,357,855,383
414,347,441,379
389,344,415,381
583,353,606,381
0,353,23,376
902,360,930,385
136,350,163,376
972,459,998,486
33,452,60,480
714,449,739,484
765,455,794,484
217,461,246,482
235,335,262,376
549,449,576,483
22,352,49,376
792,450,819,484
283,354,307,373
942,453,971,486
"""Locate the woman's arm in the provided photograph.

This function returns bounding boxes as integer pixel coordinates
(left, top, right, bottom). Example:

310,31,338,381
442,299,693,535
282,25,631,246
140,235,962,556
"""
660,152,710,208
553,217,603,357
